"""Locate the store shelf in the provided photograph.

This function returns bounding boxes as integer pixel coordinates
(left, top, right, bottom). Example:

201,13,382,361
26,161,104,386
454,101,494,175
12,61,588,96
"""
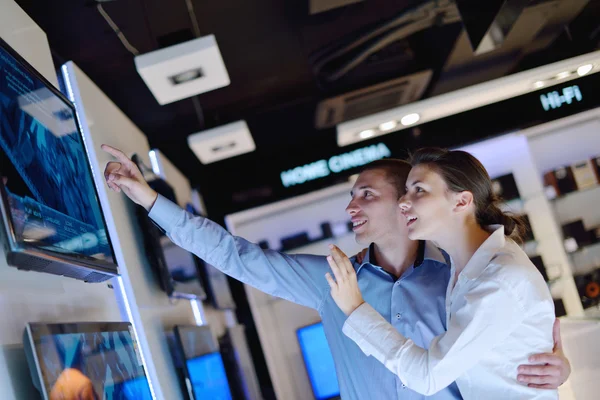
549,183,600,203
584,305,600,318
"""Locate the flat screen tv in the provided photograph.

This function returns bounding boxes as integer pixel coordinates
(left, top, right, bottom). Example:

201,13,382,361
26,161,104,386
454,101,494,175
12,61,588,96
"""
297,322,340,400
0,37,117,282
174,325,233,400
132,155,206,299
219,324,262,400
24,321,152,400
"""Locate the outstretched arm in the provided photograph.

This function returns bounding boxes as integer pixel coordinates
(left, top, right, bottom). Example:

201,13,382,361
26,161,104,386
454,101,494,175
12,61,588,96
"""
102,144,330,309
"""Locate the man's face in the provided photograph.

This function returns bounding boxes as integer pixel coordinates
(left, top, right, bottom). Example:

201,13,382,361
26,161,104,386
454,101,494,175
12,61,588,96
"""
345,169,408,245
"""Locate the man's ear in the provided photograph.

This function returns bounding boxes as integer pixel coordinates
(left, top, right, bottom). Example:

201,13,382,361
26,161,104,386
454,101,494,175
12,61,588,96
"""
454,191,473,213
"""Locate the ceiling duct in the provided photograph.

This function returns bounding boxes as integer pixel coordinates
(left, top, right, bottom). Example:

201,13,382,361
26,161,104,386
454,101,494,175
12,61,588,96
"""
315,70,432,129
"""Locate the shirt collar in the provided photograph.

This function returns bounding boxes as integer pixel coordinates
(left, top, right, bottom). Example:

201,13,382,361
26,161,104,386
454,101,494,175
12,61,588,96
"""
356,240,447,273
461,225,506,280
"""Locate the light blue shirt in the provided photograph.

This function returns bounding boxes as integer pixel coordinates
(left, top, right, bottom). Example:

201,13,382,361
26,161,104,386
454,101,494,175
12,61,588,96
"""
149,194,462,400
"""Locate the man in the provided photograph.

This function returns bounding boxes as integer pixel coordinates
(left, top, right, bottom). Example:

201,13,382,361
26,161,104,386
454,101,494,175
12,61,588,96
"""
102,144,569,400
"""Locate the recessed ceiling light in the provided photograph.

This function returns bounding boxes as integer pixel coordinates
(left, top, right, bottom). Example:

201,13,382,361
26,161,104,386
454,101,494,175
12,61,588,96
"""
533,81,545,89
577,64,593,77
359,129,375,139
400,113,420,126
555,71,571,79
379,120,398,131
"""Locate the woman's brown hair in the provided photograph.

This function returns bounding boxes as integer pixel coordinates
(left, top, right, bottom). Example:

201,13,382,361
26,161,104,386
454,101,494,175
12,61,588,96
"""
409,148,527,243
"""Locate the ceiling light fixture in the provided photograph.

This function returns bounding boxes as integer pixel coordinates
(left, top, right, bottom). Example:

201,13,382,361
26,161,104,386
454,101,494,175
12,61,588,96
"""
555,71,571,79
379,120,398,131
400,113,420,126
577,64,593,77
533,81,545,89
359,129,375,139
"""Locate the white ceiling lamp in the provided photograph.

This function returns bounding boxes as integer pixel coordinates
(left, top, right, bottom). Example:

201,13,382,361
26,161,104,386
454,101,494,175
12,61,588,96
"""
188,120,255,164
379,120,398,131
555,71,572,79
358,129,375,139
135,35,230,105
577,64,593,77
400,113,420,126
336,49,600,147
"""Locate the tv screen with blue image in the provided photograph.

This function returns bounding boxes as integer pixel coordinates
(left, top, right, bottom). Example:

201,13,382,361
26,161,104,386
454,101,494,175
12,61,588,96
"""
0,37,116,278
187,352,232,400
26,322,152,400
297,322,340,400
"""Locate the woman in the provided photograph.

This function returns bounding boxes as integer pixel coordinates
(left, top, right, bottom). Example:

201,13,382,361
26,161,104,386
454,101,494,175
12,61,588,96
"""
325,148,557,399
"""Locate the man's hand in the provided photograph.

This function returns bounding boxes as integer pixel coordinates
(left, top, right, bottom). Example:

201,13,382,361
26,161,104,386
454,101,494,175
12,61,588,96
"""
101,144,158,211
517,318,571,389
325,244,365,316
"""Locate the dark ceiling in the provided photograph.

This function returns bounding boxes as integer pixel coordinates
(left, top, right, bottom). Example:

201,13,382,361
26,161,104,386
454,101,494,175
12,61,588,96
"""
14,0,600,218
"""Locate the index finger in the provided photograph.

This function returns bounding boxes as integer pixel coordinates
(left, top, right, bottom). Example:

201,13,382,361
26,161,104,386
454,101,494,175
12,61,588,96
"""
101,144,132,164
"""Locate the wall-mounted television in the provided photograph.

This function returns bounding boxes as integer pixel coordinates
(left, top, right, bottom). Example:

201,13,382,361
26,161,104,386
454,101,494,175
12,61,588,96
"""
0,37,118,282
297,322,340,400
23,321,152,400
219,324,263,400
174,325,233,400
132,155,206,299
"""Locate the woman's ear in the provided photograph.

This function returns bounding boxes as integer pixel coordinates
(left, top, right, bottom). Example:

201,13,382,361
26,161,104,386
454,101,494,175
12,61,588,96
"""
453,191,473,213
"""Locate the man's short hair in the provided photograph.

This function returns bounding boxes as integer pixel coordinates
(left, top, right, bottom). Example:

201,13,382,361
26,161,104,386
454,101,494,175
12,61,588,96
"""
360,159,412,198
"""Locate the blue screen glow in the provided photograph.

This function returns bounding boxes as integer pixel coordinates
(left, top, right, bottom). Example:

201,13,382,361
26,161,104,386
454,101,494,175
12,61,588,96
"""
0,43,114,263
297,322,339,400
187,352,232,400
37,331,152,399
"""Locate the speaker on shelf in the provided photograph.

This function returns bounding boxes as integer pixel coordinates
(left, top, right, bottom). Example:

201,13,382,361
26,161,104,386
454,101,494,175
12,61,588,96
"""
553,299,567,318
529,255,549,282
543,166,577,198
571,159,599,190
280,232,310,251
492,174,520,202
592,156,600,181
574,269,600,309
562,220,595,252
320,222,333,240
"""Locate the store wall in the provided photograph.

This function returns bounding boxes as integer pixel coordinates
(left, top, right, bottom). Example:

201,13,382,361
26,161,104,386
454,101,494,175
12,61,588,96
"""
65,62,200,399
0,2,123,399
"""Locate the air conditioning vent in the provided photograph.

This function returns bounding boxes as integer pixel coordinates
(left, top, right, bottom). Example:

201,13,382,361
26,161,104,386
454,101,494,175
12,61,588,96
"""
315,70,432,129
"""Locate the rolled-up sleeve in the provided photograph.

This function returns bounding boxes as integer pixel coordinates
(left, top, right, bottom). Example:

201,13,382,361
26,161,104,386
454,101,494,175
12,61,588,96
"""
148,194,329,309
342,279,524,395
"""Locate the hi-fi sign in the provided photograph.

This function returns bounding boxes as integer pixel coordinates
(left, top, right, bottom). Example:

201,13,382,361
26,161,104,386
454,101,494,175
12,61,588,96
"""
540,85,582,111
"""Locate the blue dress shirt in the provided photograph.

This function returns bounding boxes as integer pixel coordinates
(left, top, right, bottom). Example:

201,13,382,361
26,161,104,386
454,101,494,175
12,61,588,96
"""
149,194,462,400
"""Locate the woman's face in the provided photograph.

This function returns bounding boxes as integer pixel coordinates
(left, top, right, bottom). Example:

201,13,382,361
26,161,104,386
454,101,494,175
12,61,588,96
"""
399,164,457,241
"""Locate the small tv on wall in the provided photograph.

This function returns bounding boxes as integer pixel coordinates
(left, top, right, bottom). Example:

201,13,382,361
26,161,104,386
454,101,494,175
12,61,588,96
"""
0,37,118,282
23,321,152,400
132,155,206,299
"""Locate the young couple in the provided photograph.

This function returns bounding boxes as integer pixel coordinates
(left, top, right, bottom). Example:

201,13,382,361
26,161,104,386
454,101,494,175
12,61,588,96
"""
102,144,569,399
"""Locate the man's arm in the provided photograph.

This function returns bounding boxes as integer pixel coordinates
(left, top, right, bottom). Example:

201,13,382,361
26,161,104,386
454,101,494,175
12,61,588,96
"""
150,194,329,308
102,144,330,310
518,319,571,389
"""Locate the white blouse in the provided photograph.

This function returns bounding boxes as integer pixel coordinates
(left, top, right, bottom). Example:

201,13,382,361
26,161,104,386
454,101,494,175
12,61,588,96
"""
343,226,557,399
